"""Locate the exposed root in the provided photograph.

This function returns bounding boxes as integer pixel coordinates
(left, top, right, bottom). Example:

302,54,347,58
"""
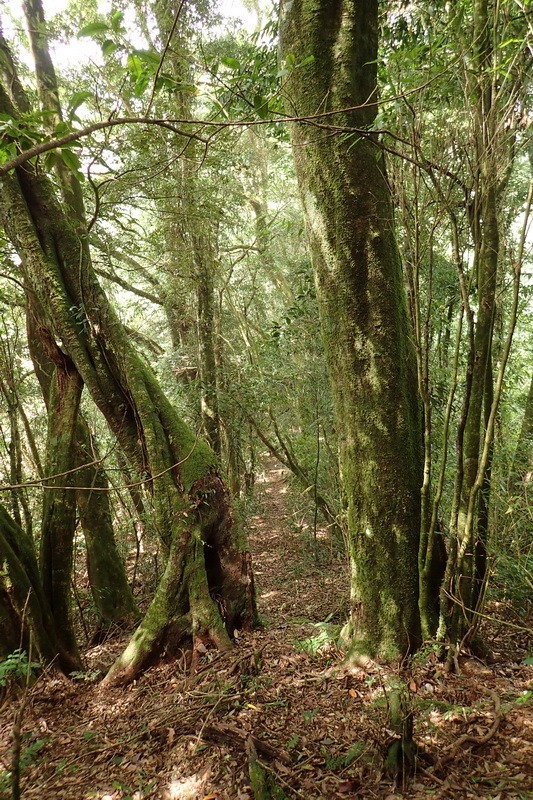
436,690,502,770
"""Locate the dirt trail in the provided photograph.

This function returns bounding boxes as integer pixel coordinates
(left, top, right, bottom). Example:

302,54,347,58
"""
249,457,347,625
1,459,532,800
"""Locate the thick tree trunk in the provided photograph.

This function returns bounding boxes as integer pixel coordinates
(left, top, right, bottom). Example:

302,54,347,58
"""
0,74,256,684
280,0,421,660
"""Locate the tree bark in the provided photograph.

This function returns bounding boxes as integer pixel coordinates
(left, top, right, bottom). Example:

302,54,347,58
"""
39,348,84,670
442,0,504,653
27,295,139,632
0,505,62,667
280,0,422,660
0,16,256,681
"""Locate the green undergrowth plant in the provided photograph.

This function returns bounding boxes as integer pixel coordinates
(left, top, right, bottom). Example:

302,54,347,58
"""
322,741,366,770
0,650,40,689
0,649,42,799
490,551,533,613
294,618,342,655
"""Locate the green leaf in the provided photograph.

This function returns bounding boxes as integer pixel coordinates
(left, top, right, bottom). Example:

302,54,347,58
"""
221,56,241,71
59,148,81,173
109,10,124,32
126,53,143,79
101,39,118,57
44,151,57,171
253,94,269,119
134,74,150,98
67,90,92,113
78,21,110,38
54,120,71,136
0,143,17,164
133,49,161,69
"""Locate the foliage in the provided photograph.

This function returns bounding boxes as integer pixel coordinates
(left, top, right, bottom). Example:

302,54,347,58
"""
294,619,342,656
0,650,40,687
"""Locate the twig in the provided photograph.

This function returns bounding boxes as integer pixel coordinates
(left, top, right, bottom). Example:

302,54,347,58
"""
436,691,501,769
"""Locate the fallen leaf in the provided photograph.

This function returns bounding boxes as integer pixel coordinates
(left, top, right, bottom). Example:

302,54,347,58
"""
337,779,358,793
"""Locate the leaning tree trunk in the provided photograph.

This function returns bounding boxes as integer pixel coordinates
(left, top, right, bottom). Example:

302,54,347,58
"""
27,294,139,634
280,0,422,662
0,148,256,684
0,50,256,684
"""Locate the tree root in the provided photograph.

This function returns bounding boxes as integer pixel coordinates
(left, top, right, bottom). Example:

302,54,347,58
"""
436,691,501,770
200,722,292,766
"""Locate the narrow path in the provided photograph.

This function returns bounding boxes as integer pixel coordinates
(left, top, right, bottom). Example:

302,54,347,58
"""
249,456,348,625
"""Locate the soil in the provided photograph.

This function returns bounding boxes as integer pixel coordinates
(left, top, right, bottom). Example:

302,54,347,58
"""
1,459,532,800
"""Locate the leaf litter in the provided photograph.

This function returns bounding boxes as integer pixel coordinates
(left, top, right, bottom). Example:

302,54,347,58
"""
1,459,531,799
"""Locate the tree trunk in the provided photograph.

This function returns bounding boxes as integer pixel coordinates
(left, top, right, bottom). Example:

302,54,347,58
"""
195,233,222,455
0,575,22,659
280,0,421,661
39,349,84,670
27,295,139,632
0,505,62,667
510,370,533,488
442,0,504,654
75,427,140,633
0,32,256,682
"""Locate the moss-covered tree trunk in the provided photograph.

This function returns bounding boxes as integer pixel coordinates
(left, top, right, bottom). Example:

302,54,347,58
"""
75,428,140,633
39,349,84,670
27,295,138,632
0,13,256,683
440,0,504,655
0,505,62,666
280,0,421,661
146,1,227,468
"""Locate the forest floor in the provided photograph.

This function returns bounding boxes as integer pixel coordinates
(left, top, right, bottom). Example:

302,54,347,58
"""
1,458,532,800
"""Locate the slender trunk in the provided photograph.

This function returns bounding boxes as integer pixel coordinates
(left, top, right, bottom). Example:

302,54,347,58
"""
74,426,139,632
445,0,501,651
195,234,221,454
39,351,83,670
510,370,533,489
27,295,138,632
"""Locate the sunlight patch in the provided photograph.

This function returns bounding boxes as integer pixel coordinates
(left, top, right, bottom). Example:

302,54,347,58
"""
168,772,207,799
